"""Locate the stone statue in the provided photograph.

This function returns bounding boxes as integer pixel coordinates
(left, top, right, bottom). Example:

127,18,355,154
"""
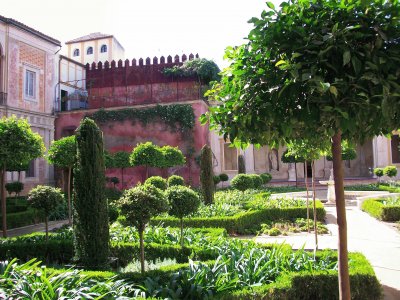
268,149,279,171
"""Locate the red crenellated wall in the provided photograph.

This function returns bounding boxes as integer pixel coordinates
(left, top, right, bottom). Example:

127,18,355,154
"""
55,100,210,188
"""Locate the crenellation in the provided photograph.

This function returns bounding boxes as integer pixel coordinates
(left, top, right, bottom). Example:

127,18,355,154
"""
167,55,173,63
118,59,123,68
182,54,187,62
98,61,103,70
153,56,158,65
138,58,144,66
124,59,130,67
174,55,179,63
160,56,165,64
110,60,116,68
104,60,109,69
145,57,151,65
132,58,137,66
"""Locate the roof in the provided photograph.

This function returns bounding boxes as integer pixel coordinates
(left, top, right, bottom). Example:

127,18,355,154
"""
0,15,61,46
65,32,114,44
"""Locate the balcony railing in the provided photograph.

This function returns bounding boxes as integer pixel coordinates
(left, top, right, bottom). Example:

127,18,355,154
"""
56,99,88,112
0,92,7,105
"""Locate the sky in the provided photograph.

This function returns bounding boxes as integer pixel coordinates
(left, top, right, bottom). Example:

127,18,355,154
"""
1,0,281,68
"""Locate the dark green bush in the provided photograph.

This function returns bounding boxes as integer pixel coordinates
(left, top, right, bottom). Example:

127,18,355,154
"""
200,145,214,204
0,209,45,229
105,188,123,202
260,173,272,184
219,173,229,182
238,154,246,174
373,168,384,178
361,198,400,221
167,175,185,187
5,181,24,196
231,174,254,191
145,176,168,190
108,203,119,223
213,175,221,185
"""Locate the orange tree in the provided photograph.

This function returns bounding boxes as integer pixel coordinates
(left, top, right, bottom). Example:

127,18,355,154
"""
0,116,45,237
202,1,400,298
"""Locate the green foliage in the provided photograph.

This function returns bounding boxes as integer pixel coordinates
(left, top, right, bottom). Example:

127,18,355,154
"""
113,151,131,169
260,173,272,184
0,209,44,229
281,149,305,163
6,160,29,172
105,187,123,202
130,142,164,173
104,150,115,169
199,145,214,205
27,186,63,217
373,168,384,178
118,185,169,230
384,165,398,178
231,174,254,191
249,174,263,189
145,176,168,191
160,146,185,168
90,104,195,131
162,58,221,84
213,175,221,185
5,182,24,196
326,141,357,161
167,175,185,187
166,186,200,220
46,136,76,169
108,202,119,224
238,154,246,174
219,173,229,182
110,176,120,187
73,118,109,269
361,198,400,222
0,116,45,169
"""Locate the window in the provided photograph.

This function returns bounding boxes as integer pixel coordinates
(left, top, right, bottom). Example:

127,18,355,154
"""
73,49,80,56
87,47,93,55
223,143,238,171
391,134,400,164
100,44,107,53
26,160,35,178
24,70,36,99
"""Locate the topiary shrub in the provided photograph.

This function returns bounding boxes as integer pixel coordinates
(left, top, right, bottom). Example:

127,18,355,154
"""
200,145,214,205
73,118,109,270
168,175,185,187
108,202,119,224
260,173,272,184
384,166,398,178
373,168,384,184
238,155,246,174
219,173,229,188
110,177,120,188
28,185,63,242
130,142,164,180
5,182,24,197
213,175,221,186
166,186,200,246
231,174,254,191
117,184,168,273
145,176,168,191
249,174,263,189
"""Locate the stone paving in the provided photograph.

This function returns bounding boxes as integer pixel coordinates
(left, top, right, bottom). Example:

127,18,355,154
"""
5,219,69,237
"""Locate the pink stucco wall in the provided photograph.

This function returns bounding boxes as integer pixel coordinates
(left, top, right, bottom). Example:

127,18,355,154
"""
55,100,209,187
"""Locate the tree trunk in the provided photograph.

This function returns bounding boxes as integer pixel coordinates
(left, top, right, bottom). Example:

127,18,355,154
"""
145,166,148,182
45,216,49,243
18,171,21,182
332,131,351,300
1,166,7,238
180,218,184,247
295,162,298,187
305,161,310,233
312,161,318,251
68,167,72,225
139,228,145,274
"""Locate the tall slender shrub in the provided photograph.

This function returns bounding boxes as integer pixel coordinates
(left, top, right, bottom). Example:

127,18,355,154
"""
200,145,214,205
73,118,109,269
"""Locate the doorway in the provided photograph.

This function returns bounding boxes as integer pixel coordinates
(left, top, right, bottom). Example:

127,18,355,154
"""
304,162,312,178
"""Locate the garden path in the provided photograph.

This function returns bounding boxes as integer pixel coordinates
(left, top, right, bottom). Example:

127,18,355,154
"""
255,205,400,300
5,219,68,237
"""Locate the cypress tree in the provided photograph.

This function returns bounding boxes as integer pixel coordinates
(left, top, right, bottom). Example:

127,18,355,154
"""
73,118,109,269
200,145,214,205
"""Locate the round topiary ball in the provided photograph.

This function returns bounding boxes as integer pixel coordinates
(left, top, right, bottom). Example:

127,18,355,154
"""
168,175,185,187
373,168,384,177
260,173,272,184
249,174,263,189
213,175,221,185
219,173,229,182
166,186,200,219
231,174,254,191
384,165,398,178
144,176,168,190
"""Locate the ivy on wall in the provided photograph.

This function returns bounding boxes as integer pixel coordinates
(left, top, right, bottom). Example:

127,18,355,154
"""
88,104,195,131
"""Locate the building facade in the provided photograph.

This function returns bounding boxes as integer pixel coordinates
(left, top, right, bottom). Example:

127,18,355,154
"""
65,32,124,65
0,15,61,192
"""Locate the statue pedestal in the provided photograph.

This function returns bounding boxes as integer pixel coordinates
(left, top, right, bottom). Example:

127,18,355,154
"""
319,180,336,203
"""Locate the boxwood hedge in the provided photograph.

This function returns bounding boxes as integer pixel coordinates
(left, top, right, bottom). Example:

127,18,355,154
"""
361,198,400,221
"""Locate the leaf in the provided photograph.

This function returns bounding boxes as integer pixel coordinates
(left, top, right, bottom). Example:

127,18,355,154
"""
266,2,275,10
351,56,362,75
329,86,338,97
275,60,286,67
343,51,351,66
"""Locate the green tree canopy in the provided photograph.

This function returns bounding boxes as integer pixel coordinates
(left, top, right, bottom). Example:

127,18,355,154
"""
0,116,45,237
202,1,400,297
113,151,131,169
47,136,76,169
160,146,186,168
130,142,164,179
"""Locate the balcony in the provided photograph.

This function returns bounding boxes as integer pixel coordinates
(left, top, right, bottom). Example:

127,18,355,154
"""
56,90,88,112
0,92,7,105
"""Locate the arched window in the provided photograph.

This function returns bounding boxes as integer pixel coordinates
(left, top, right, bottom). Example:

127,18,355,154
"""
87,47,93,55
100,44,107,53
73,49,80,56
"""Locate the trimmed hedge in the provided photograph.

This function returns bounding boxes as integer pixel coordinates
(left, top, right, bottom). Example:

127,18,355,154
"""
361,199,400,221
152,202,326,234
0,209,44,229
